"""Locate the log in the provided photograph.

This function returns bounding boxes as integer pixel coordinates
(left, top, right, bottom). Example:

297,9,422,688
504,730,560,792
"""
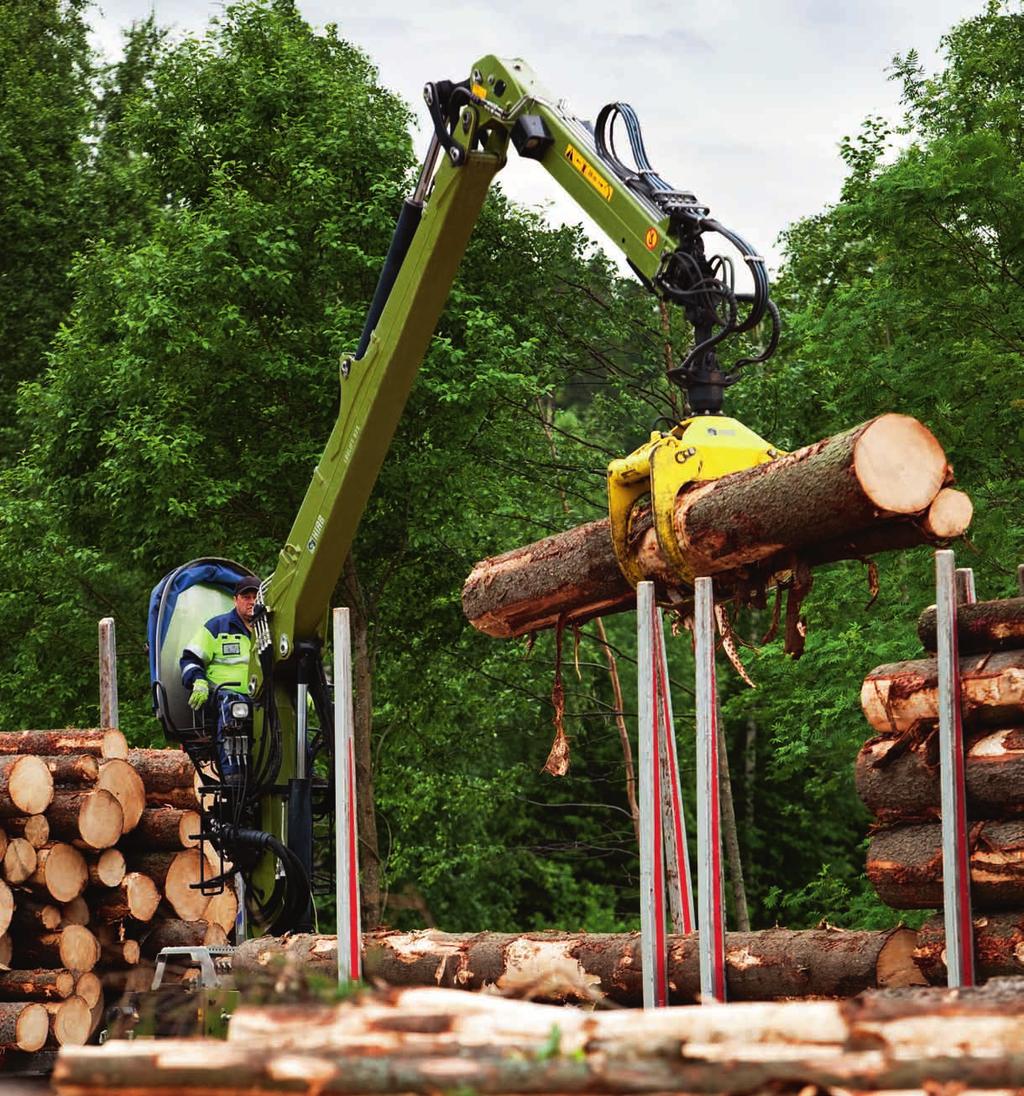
0,1001,48,1051
6,814,50,848
856,727,1024,820
120,807,200,851
142,784,200,811
234,926,925,1004
45,994,91,1046
127,849,208,921
862,650,1024,734
44,754,100,785
0,968,74,1001
463,415,961,638
0,933,13,967
140,919,227,958
0,879,13,936
3,836,37,884
61,896,90,927
47,788,123,849
915,913,1024,984
74,971,102,1009
88,848,126,889
0,828,9,861
0,728,127,759
126,749,195,792
203,889,238,935
868,820,1024,908
97,759,145,832
11,898,61,934
95,925,140,969
0,755,53,816
919,596,1024,654
18,925,100,972
28,843,88,902
92,873,160,924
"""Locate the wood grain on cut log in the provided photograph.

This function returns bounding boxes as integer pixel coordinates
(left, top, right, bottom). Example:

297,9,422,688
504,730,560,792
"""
46,994,91,1046
121,807,200,850
92,872,160,924
74,971,102,1009
856,727,1024,821
203,888,238,935
0,1001,48,1051
862,650,1024,734
234,926,924,1004
7,814,50,848
97,759,145,832
87,848,126,889
868,820,1024,908
0,968,73,1001
464,415,963,638
28,843,88,903
47,788,123,849
4,837,38,884
918,597,1024,655
0,728,127,759
128,849,207,921
18,925,100,972
141,919,227,959
44,754,100,785
920,487,974,538
0,755,53,817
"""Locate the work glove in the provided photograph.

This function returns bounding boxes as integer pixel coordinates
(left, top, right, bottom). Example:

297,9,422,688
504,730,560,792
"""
188,679,210,710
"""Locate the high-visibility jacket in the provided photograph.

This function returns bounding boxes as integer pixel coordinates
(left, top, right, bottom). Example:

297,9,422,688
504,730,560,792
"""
180,608,252,695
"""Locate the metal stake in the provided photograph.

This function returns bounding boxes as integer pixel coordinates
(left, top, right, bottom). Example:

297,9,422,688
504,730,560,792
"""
935,550,975,987
637,582,668,1008
98,618,119,729
695,577,726,1002
333,608,361,983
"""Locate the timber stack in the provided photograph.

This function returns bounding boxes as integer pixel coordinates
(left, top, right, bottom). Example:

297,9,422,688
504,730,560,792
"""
859,589,1024,982
0,727,233,1064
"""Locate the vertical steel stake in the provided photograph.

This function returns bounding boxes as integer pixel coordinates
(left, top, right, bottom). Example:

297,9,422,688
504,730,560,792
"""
935,550,975,987
695,577,726,1002
333,607,361,983
98,618,119,729
637,582,668,1008
654,616,695,934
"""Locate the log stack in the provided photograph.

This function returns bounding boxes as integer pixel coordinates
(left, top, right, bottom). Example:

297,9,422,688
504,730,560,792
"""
0,728,234,1061
857,592,1024,982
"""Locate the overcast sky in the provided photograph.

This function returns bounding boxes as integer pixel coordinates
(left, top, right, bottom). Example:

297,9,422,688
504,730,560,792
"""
87,0,985,277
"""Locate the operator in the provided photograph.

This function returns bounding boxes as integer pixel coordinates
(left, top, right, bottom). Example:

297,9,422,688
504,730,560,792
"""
180,576,259,776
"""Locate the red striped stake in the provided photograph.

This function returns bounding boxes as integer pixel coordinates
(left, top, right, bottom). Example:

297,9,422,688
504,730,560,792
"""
694,577,726,1002
637,582,668,1008
654,615,695,933
333,607,362,982
935,551,974,987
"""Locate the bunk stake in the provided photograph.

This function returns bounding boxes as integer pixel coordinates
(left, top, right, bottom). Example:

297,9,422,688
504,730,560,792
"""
333,607,362,983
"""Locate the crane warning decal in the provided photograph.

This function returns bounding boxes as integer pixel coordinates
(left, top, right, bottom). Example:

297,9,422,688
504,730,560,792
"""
564,144,613,201
645,227,659,250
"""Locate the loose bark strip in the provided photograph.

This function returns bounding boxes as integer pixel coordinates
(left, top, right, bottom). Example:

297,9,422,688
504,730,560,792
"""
4,836,38,884
97,760,145,832
18,926,100,972
47,789,123,850
7,814,50,848
0,755,53,817
28,843,88,903
45,994,90,1046
126,749,195,792
0,968,73,1001
120,807,200,851
862,649,1024,734
856,727,1024,821
87,848,126,889
464,415,961,638
44,754,100,786
868,820,1024,908
92,873,160,924
0,728,128,759
140,919,227,958
128,849,208,921
918,597,1024,655
0,1001,48,1051
234,926,924,1004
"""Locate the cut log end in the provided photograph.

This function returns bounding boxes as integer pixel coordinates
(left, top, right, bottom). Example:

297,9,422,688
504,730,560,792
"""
922,487,974,538
2,1001,49,1051
853,414,948,514
5,756,54,816
33,843,88,903
48,994,91,1046
89,848,126,889
4,838,38,885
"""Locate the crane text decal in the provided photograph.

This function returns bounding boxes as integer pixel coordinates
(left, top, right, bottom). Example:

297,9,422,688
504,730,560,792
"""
564,144,613,201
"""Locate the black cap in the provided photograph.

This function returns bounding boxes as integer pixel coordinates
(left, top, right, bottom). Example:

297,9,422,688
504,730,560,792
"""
234,575,260,595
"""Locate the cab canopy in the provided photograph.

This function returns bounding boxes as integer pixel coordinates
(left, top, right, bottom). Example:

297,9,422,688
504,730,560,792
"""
148,558,258,741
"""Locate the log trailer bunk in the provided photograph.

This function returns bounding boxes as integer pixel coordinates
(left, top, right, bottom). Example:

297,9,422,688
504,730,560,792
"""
142,55,783,1031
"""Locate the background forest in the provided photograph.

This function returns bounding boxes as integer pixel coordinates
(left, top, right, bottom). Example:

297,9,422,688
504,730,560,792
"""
1,0,1021,934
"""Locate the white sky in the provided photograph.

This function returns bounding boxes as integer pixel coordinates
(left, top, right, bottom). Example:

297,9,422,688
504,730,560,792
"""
87,0,985,277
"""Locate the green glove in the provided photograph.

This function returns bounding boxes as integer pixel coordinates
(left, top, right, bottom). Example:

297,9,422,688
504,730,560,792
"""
188,679,210,710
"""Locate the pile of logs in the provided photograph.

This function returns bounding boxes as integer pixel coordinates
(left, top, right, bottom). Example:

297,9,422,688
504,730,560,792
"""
859,592,1024,980
0,728,234,1056
55,980,1024,1094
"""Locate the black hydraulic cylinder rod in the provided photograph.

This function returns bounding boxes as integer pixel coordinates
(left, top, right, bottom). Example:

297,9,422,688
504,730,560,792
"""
287,777,313,932
354,197,423,360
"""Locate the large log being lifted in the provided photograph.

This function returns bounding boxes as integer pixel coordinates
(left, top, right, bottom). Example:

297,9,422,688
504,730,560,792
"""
918,596,1024,654
233,926,925,1004
862,650,1024,734
462,414,966,638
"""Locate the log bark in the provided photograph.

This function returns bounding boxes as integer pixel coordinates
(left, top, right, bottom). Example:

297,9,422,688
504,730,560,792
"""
96,759,145,832
45,994,90,1046
140,919,227,958
61,897,90,927
44,754,100,786
0,968,74,1001
126,749,195,792
915,912,1024,984
27,843,88,902
0,728,127,759
120,807,200,851
918,596,1024,654
856,727,1024,820
868,820,1024,908
0,1001,48,1051
463,415,961,638
4,836,38,884
6,814,50,848
0,755,53,817
87,848,126,889
234,926,924,1004
127,849,207,921
17,925,99,972
143,784,200,811
47,789,123,849
861,650,1024,734
92,872,160,924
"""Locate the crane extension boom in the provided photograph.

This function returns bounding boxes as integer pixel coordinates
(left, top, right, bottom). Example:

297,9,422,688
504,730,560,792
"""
232,56,780,932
